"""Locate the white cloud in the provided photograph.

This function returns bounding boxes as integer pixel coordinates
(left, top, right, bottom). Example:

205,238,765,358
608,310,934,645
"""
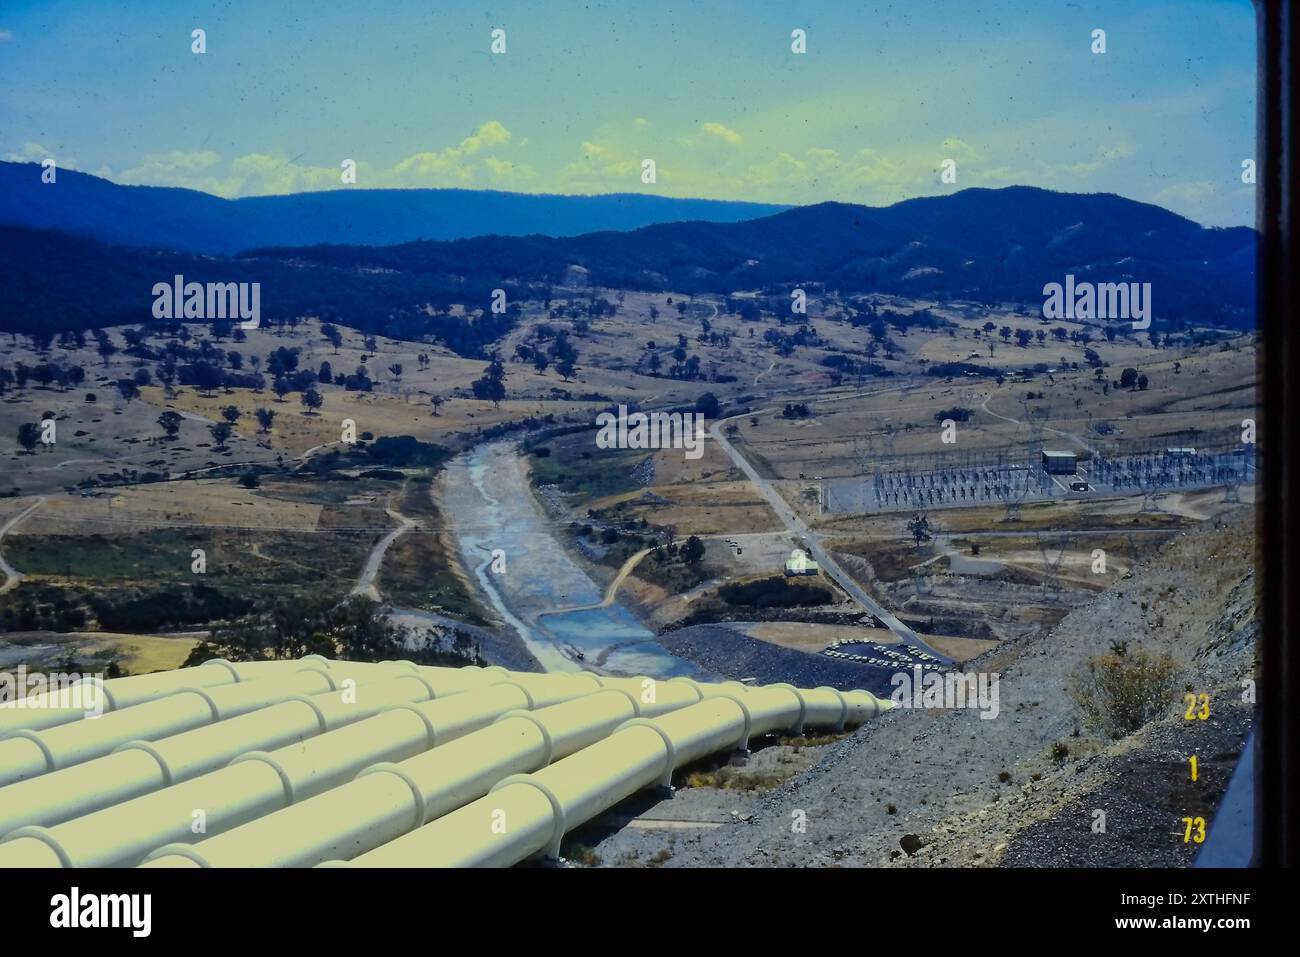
698,122,742,147
101,122,527,197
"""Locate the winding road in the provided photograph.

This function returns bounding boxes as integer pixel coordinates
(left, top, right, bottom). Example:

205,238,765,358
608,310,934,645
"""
0,498,45,595
350,507,416,600
709,399,953,665
538,547,653,618
979,393,1097,456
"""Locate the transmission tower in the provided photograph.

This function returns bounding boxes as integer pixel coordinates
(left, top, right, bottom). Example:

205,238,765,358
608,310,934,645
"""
1037,534,1067,602
853,436,873,476
997,467,1031,522
1022,400,1049,457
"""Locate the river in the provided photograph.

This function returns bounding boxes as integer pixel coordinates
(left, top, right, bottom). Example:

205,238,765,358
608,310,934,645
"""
438,441,708,679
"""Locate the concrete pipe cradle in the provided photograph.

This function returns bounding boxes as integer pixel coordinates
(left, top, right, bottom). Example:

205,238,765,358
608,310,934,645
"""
344,687,885,867
0,672,593,868
139,680,706,868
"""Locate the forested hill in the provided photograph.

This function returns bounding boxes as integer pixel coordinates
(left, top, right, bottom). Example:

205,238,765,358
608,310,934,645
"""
1,185,1256,346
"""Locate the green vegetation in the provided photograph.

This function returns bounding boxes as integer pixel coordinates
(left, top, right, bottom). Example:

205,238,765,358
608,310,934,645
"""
563,843,603,868
302,435,450,474
0,582,91,632
381,531,489,625
184,594,483,667
717,576,834,609
0,526,373,634
528,444,644,503
5,530,197,582
1068,648,1181,739
636,539,711,594
374,477,490,624
678,765,791,792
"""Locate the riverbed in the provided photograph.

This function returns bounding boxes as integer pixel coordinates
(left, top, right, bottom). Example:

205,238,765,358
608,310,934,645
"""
438,441,708,679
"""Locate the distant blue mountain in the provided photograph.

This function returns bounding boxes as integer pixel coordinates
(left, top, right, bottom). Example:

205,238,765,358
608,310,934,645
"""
0,162,786,253
0,184,1255,341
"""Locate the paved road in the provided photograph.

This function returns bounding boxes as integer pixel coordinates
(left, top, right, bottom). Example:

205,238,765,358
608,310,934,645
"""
709,411,952,665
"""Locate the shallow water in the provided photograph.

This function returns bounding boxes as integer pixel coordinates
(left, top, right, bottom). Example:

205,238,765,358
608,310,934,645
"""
439,441,707,679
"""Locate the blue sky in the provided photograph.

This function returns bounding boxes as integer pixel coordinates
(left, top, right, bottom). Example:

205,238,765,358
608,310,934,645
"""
0,0,1257,225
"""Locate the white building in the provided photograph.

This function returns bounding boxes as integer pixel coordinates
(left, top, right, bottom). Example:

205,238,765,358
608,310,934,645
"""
784,549,820,576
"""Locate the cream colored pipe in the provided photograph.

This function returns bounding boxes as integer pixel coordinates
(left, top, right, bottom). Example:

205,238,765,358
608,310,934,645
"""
0,655,425,737
0,673,435,850
0,667,588,837
346,689,884,867
0,667,337,788
0,674,590,868
0,658,243,735
0,655,885,868
140,680,704,868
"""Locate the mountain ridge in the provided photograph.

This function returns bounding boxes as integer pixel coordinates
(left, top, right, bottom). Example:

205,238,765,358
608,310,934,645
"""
0,162,787,253
0,184,1256,337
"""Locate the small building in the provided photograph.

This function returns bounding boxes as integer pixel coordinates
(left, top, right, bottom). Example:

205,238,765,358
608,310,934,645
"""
784,549,820,576
1041,450,1078,475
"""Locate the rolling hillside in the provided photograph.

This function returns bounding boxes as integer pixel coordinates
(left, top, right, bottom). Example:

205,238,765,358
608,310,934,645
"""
0,162,784,253
0,186,1255,338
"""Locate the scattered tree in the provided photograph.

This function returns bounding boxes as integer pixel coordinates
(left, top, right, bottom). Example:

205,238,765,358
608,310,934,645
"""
157,410,183,441
209,421,234,450
17,422,41,454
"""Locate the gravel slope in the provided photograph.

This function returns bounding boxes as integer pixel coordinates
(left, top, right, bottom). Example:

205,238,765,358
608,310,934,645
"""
643,508,1256,868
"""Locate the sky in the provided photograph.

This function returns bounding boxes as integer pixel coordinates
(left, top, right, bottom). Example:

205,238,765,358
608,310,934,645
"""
0,0,1258,226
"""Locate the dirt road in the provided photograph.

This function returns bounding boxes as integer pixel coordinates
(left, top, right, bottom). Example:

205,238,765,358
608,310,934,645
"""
0,497,44,594
351,507,416,600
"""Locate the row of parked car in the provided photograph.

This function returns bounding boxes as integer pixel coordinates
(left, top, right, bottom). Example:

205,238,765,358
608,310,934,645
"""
822,639,944,671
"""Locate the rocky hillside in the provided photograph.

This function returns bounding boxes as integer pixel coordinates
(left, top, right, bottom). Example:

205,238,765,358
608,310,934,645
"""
654,507,1256,868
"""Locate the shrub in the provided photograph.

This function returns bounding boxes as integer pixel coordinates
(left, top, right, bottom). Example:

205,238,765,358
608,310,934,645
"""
717,576,833,609
566,844,602,867
1068,650,1180,739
